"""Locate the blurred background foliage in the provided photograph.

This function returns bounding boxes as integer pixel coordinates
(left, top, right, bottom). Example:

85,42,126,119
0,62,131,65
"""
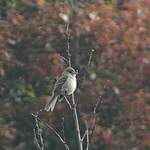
0,0,150,150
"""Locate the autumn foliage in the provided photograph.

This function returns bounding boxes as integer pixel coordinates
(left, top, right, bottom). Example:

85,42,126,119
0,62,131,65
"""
0,0,150,150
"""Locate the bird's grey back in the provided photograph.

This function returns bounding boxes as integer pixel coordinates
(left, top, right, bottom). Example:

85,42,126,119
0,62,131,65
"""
53,75,68,95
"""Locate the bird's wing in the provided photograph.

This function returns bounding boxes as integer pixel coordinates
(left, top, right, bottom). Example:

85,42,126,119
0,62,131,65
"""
53,75,67,94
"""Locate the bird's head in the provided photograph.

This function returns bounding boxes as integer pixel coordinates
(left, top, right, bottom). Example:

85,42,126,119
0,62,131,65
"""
63,67,78,77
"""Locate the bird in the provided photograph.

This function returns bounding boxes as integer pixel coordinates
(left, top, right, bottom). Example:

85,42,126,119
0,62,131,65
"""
44,67,78,112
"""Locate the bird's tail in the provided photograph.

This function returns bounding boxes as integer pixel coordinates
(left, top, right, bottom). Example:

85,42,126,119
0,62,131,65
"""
44,95,58,112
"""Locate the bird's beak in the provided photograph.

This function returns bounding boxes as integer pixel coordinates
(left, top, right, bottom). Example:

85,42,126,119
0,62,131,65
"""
75,70,79,75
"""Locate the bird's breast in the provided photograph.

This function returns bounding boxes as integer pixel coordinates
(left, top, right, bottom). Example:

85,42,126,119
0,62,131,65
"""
65,77,77,95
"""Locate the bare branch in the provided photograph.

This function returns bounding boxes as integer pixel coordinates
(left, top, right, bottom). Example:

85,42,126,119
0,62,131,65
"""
32,113,44,150
81,130,87,141
71,94,83,150
33,115,71,150
64,96,73,110
90,96,103,139
88,49,95,67
46,123,70,150
65,10,83,150
82,121,90,150
66,13,71,67
93,96,102,114
81,49,95,89
60,56,69,64
33,128,42,150
85,123,89,150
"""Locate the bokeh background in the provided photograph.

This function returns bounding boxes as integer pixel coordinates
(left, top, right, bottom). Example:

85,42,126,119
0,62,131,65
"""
0,0,150,150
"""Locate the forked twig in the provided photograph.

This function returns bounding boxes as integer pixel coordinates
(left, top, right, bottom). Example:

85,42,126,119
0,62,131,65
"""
81,130,87,142
81,121,89,150
64,96,73,110
32,114,71,150
33,128,42,150
32,113,44,150
90,96,103,139
66,10,83,150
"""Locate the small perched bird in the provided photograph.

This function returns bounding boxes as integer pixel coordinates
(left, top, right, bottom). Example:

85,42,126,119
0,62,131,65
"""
44,67,78,112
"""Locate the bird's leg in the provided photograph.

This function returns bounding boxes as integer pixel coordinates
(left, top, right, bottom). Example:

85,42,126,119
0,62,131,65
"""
59,95,64,102
72,102,76,109
64,96,73,110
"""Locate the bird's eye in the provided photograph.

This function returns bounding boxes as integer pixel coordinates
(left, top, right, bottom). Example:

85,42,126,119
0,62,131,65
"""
68,70,73,74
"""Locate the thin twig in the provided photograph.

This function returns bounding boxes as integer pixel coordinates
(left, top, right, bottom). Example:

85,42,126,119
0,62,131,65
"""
88,49,95,67
66,14,71,67
66,10,83,150
85,123,89,150
35,115,44,150
71,94,83,150
90,96,103,139
64,96,73,110
45,123,70,150
33,115,71,150
81,130,87,141
32,113,44,150
81,49,95,89
60,56,69,64
33,128,42,150
93,96,102,114
62,117,68,150
82,121,90,150
80,49,95,149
